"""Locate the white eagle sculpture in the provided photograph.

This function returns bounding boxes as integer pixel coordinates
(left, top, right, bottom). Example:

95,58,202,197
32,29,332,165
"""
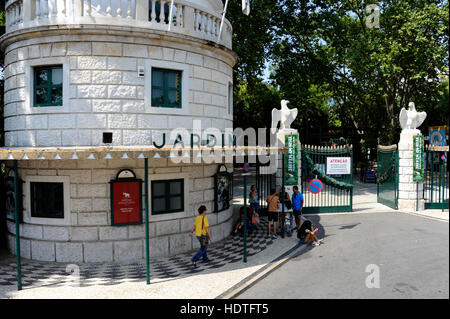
271,100,298,131
399,102,427,131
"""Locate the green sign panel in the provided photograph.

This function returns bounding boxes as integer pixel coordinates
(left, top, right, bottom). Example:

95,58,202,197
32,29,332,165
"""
285,134,299,185
413,135,424,182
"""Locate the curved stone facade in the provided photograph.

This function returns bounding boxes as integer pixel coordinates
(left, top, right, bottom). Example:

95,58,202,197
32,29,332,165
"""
6,160,234,262
1,1,237,262
2,28,235,147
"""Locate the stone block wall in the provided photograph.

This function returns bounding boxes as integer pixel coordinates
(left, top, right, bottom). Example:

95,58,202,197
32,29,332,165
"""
3,31,235,147
6,160,234,262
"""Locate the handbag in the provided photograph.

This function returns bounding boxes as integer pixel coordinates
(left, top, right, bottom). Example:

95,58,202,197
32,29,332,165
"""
199,216,209,246
252,212,260,225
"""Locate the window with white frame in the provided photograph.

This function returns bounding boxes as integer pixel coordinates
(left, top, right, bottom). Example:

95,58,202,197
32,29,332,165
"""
33,65,63,107
151,68,182,108
24,175,71,226
30,182,64,218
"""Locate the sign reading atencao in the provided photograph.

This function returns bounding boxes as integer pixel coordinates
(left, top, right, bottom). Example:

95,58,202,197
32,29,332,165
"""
326,157,351,175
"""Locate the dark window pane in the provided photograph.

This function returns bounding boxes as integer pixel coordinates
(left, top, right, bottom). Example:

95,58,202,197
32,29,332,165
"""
153,182,166,197
152,68,182,108
151,179,184,214
167,72,180,89
34,65,63,107
152,88,164,106
36,69,48,85
168,90,180,106
152,70,164,87
31,182,64,218
35,88,48,105
169,181,182,194
52,68,63,85
170,196,182,210
153,198,166,212
51,86,63,104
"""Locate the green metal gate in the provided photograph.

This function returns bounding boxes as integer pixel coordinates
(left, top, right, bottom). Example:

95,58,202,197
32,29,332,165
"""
424,145,449,210
377,145,399,210
255,161,276,215
301,145,353,213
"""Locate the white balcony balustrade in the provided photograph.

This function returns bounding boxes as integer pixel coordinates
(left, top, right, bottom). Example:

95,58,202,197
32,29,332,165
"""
4,0,232,49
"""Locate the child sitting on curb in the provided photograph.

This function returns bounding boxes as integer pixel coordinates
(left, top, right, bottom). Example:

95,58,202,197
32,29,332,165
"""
297,217,324,246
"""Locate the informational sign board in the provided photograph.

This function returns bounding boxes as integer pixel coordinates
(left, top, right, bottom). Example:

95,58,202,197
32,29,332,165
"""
308,179,323,194
326,157,351,175
215,164,233,213
428,126,447,146
110,176,142,226
5,172,23,223
285,134,299,185
413,135,425,182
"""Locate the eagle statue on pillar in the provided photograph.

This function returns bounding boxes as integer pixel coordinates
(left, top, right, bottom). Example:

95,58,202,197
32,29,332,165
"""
399,102,427,131
271,100,298,131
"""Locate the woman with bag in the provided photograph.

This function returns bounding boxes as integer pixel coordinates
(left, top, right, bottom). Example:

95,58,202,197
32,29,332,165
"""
189,205,212,267
249,185,260,225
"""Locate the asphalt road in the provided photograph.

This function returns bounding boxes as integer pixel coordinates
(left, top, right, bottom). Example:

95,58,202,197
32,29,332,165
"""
237,212,449,299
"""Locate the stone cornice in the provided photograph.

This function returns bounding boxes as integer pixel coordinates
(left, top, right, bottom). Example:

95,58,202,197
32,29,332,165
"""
0,24,237,67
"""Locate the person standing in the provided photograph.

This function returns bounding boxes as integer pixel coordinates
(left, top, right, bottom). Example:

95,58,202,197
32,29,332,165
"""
278,188,292,237
266,189,280,239
189,205,212,267
249,185,259,214
291,185,304,230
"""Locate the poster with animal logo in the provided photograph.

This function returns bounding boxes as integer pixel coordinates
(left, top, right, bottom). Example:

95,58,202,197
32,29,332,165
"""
110,179,142,225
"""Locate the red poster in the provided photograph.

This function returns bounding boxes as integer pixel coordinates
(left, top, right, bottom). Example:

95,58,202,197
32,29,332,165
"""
111,180,142,225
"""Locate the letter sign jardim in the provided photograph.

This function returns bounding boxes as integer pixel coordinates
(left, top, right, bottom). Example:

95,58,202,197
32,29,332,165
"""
284,134,299,185
413,135,424,182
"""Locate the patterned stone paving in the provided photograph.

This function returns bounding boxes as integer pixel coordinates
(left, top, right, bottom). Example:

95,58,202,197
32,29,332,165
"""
0,219,277,288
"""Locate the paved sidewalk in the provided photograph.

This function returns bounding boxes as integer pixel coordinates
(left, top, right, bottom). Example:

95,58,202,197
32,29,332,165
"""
0,218,301,299
403,209,449,222
1,177,446,299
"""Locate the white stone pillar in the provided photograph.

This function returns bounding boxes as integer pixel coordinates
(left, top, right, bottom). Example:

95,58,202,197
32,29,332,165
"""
23,0,33,23
72,0,83,18
398,129,425,211
183,6,194,31
136,0,149,21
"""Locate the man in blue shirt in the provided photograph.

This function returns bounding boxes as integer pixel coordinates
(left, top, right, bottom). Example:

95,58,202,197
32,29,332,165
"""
291,185,304,230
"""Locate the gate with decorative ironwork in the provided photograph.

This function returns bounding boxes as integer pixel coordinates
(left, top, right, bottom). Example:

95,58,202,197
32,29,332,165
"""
377,145,399,209
424,145,449,210
301,145,353,213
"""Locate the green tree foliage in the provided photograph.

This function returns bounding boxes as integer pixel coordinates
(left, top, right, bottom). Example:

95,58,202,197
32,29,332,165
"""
226,0,282,132
271,0,448,146
228,0,448,159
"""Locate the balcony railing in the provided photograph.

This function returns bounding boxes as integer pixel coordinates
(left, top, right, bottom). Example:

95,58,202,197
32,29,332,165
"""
4,0,232,49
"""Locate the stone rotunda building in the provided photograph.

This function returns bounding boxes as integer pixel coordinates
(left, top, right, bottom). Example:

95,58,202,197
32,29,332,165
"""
1,0,239,262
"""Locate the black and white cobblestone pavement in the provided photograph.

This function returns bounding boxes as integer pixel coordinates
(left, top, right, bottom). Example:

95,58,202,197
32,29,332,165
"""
0,219,276,288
